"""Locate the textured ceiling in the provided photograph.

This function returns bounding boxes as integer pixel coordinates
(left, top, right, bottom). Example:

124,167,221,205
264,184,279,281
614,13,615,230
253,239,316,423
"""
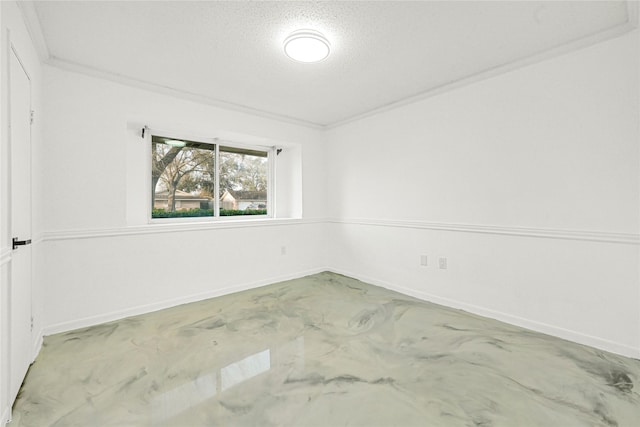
31,1,634,128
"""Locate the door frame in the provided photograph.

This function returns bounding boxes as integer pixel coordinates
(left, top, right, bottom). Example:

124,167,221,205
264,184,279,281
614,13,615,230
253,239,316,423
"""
6,32,34,411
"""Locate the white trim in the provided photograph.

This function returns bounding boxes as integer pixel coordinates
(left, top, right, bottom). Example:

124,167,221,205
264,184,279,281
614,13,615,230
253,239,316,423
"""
28,233,43,247
327,16,638,129
146,127,218,148
329,218,639,245
1,407,10,427
15,1,50,62
25,3,634,130
214,143,220,216
46,57,325,130
267,146,276,219
32,328,43,363
144,124,153,222
38,217,640,244
41,217,324,242
0,247,11,267
328,267,640,359
43,267,326,336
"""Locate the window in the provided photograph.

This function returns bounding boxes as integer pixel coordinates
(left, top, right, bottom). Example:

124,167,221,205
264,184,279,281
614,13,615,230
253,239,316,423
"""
151,134,271,220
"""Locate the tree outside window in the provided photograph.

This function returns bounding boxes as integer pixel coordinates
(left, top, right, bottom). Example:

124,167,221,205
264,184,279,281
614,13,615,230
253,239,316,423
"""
151,135,269,219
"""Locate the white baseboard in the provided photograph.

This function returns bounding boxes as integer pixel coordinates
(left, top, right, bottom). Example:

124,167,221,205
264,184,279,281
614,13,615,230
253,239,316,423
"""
328,267,640,360
42,266,639,359
1,406,10,427
32,330,43,363
44,267,327,336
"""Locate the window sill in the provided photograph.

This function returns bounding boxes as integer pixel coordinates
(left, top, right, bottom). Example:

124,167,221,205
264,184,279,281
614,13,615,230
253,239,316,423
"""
147,216,306,232
149,214,271,225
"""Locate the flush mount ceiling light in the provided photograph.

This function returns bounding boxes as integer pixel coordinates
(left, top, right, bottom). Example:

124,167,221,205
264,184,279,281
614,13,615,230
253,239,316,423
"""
165,139,186,148
283,30,331,63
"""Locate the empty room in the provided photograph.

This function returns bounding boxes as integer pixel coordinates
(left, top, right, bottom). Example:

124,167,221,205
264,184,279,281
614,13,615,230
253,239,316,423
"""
1,1,639,426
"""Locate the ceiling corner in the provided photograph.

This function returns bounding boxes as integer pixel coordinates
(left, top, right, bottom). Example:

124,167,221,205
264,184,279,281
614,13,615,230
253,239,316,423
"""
16,0,50,62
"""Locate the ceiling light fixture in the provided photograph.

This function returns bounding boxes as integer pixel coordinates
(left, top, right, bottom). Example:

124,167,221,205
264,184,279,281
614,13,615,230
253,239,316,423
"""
283,30,331,63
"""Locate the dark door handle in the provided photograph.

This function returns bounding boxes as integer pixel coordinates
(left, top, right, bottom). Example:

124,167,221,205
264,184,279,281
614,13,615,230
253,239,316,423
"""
12,237,32,250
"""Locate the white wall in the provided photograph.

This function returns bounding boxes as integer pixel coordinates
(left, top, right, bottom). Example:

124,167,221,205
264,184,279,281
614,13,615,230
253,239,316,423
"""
0,1,44,424
33,19,640,359
326,31,640,358
40,66,328,333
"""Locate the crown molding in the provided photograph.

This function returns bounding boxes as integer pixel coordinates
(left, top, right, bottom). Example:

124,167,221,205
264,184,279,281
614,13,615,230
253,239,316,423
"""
17,0,640,131
16,0,50,62
45,57,326,130
17,1,324,130
327,12,639,129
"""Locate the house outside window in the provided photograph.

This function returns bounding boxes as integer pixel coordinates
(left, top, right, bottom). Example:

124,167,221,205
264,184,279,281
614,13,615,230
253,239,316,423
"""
151,134,271,220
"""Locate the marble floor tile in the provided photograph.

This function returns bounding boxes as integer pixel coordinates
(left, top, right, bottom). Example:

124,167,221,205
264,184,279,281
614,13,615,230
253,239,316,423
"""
10,272,640,426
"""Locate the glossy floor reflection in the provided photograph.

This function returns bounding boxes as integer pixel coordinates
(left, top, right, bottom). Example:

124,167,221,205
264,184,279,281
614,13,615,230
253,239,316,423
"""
11,272,640,426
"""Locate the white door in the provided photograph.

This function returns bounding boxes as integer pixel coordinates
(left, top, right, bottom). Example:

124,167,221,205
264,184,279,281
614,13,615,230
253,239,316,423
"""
9,46,33,404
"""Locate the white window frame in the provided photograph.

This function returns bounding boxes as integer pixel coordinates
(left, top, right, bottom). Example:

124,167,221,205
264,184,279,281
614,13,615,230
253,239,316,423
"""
147,128,276,224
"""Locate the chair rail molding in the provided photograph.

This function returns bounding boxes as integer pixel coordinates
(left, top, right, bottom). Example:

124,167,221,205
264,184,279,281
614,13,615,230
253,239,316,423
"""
328,217,639,245
41,217,327,242
0,247,12,267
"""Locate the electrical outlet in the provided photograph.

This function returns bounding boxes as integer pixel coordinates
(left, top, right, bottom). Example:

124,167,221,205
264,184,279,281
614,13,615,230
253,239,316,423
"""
420,255,428,266
281,246,287,256
438,257,447,270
